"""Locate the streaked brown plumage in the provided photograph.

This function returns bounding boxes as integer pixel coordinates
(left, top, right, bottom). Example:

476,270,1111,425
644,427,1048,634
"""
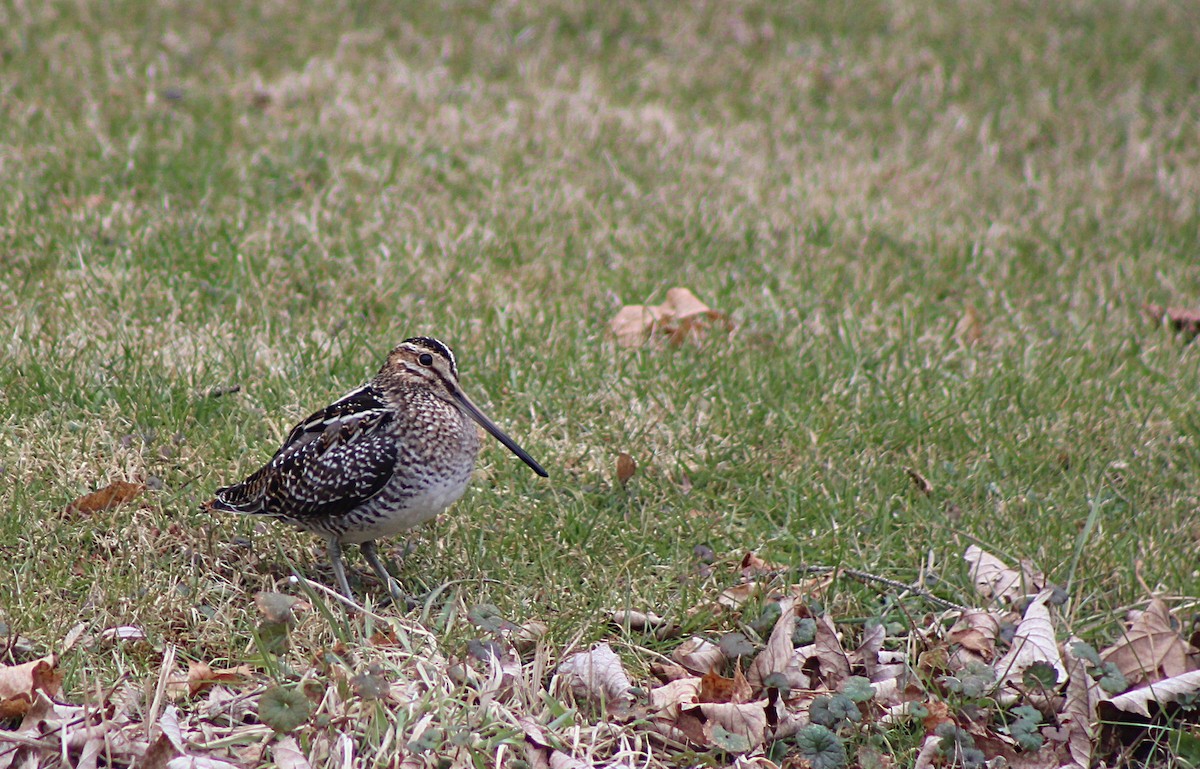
206,337,547,601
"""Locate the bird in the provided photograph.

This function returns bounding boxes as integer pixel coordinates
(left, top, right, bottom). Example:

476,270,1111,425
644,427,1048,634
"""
206,336,548,602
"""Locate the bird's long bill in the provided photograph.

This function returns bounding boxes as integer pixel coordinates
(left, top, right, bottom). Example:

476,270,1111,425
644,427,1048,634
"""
452,389,549,478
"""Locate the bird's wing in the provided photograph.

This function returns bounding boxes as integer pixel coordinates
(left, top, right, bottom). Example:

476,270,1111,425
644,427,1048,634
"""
262,406,399,520
211,385,397,519
277,385,391,453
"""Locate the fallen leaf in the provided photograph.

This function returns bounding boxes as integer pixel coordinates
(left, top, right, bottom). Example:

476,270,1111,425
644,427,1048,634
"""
187,662,253,698
66,480,144,515
905,467,933,495
1143,303,1200,337
272,736,312,769
649,677,702,715
698,668,753,704
717,582,760,609
100,625,147,643
852,622,886,679
954,305,984,345
740,551,785,578
993,589,1066,691
946,610,1002,662
963,545,1042,604
650,661,692,683
1058,641,1100,769
609,287,730,348
812,615,852,688
610,305,657,348
673,637,726,675
1099,599,1195,686
747,598,796,691
616,453,637,486
1099,668,1200,719
609,609,664,631
689,700,769,751
558,643,634,711
0,655,60,719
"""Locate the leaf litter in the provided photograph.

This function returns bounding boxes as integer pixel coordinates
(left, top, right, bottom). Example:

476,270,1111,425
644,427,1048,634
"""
2,546,1198,767
609,287,731,348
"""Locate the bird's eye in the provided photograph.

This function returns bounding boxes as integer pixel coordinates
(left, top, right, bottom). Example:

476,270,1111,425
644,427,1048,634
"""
418,353,434,366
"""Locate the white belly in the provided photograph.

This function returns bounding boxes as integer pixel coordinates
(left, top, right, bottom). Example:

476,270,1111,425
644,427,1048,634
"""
337,472,471,544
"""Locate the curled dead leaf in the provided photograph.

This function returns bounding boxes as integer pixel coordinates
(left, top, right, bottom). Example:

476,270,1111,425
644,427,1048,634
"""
65,480,144,516
558,643,634,711
1099,668,1200,719
673,637,726,675
1143,302,1200,338
947,610,1002,662
740,551,785,578
698,668,753,704
954,305,985,345
0,654,60,719
1099,599,1194,686
616,452,637,487
609,287,730,348
993,589,1066,691
963,545,1043,604
905,467,933,496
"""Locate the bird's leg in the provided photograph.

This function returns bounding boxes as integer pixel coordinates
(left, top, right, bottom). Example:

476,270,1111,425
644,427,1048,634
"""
326,536,354,598
360,541,406,603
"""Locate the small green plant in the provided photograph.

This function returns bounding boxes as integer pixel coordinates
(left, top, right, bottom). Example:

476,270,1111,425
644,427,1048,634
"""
940,661,996,700
934,722,986,769
257,685,311,733
794,724,847,769
1072,641,1128,694
1005,704,1044,751
809,693,862,728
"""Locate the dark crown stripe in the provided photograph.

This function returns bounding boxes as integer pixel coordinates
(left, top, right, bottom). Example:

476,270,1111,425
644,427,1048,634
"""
402,336,457,376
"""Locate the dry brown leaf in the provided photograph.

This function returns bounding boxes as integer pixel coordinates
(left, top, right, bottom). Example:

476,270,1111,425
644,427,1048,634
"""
698,668,753,704
954,305,985,345
100,625,147,643
272,736,312,769
610,609,664,631
852,622,886,679
558,643,634,710
65,480,144,515
993,589,1066,690
0,655,60,719
609,287,730,348
1099,599,1196,686
905,467,933,495
650,661,692,683
1058,641,1100,769
947,610,1002,662
610,305,657,348
1143,302,1200,337
673,637,726,674
649,677,702,716
615,453,637,486
1099,668,1200,719
740,551,785,578
717,582,760,609
187,662,253,698
747,598,796,691
691,700,769,751
812,615,852,688
963,545,1042,604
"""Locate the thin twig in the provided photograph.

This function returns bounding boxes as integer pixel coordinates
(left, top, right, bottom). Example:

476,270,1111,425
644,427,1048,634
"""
797,564,974,612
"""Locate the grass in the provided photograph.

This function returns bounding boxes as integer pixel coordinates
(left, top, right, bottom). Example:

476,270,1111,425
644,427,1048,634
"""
3,0,1200,764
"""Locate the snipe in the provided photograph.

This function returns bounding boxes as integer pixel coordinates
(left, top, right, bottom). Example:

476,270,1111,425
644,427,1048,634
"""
206,337,547,602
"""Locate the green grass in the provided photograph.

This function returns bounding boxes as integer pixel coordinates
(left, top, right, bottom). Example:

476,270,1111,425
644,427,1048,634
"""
3,0,1200,764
